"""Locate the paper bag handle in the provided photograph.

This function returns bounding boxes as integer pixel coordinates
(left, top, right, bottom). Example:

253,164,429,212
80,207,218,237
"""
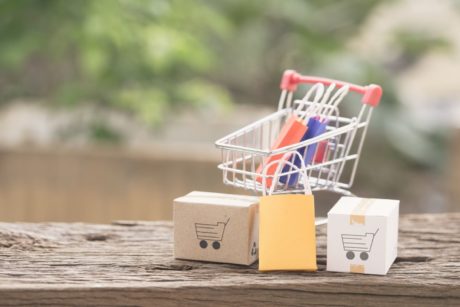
321,84,350,117
293,83,350,119
293,83,324,120
261,151,312,196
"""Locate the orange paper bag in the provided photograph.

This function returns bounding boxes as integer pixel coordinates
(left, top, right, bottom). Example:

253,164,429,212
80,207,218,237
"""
258,157,317,271
255,116,307,186
256,83,324,187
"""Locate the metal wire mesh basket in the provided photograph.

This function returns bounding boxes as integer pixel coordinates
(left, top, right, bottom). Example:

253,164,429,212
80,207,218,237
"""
215,70,382,196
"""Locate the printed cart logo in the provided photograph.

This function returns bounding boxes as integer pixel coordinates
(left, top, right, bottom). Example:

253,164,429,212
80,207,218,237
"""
341,228,379,261
194,218,230,250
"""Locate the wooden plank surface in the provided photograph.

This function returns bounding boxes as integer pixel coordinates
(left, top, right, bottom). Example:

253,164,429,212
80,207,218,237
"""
0,213,459,306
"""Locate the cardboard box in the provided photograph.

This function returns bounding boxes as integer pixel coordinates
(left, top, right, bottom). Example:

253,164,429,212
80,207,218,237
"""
327,197,399,275
174,191,259,265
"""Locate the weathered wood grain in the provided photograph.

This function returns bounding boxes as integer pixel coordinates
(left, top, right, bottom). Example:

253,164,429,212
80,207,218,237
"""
0,213,459,306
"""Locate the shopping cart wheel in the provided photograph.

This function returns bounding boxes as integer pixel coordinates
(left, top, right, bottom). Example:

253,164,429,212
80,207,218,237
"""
360,252,369,261
199,240,208,249
212,241,221,250
346,251,355,260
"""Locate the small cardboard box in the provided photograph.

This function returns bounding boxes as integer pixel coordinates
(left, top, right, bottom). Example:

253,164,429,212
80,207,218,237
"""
327,197,399,275
174,191,259,265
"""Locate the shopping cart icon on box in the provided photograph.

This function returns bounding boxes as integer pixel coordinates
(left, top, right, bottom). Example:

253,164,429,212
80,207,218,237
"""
195,218,230,250
341,228,379,261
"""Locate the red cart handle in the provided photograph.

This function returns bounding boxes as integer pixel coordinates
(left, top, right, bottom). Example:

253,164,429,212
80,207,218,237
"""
280,69,382,107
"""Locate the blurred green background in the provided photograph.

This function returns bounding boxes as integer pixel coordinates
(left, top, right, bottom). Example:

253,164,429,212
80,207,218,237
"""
0,0,459,222
0,0,386,125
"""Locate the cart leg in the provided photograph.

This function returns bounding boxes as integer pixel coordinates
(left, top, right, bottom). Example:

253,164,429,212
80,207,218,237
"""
199,240,208,249
346,251,355,260
212,241,221,250
360,252,369,261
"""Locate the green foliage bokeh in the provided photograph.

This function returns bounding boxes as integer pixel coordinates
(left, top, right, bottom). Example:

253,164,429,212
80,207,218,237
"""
0,0,385,127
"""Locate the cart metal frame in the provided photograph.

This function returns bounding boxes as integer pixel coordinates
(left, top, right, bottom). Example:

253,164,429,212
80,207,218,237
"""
215,70,382,196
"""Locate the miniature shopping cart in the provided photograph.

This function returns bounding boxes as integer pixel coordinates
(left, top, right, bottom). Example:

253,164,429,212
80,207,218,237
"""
215,70,382,196
341,228,379,261
195,218,230,250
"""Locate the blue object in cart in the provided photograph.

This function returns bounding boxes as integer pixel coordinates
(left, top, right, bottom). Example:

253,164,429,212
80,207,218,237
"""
279,117,328,186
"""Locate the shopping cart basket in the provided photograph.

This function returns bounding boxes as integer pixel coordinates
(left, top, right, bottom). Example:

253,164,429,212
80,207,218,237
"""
215,70,382,196
341,228,379,261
